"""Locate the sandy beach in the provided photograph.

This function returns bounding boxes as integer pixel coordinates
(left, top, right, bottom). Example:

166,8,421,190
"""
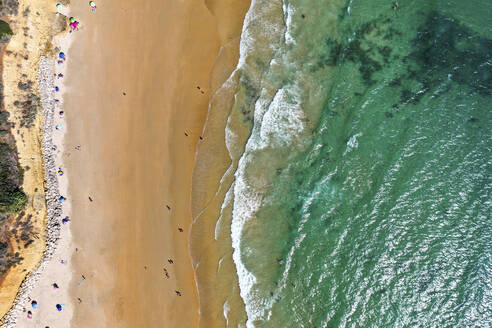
63,0,249,326
1,0,250,326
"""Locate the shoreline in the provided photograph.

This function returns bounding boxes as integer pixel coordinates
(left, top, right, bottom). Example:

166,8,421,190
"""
190,1,252,327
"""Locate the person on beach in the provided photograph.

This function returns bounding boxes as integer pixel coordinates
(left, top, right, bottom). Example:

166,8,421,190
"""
57,73,64,79
168,259,174,264
62,217,70,224
53,283,59,289
89,1,97,12
175,290,182,296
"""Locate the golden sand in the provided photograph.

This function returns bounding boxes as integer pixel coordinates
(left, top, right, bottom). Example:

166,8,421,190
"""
0,0,63,321
60,0,249,327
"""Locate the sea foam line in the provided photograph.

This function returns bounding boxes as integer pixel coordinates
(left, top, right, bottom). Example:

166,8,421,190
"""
227,0,313,326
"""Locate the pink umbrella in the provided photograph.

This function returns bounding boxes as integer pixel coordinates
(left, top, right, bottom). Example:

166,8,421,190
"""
69,21,79,30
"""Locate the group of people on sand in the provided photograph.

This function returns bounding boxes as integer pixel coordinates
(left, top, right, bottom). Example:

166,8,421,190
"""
23,2,98,324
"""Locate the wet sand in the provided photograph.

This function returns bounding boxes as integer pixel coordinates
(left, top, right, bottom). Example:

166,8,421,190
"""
59,0,249,327
190,1,252,327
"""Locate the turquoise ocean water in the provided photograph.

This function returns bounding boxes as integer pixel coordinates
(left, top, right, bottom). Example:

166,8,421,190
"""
222,0,492,326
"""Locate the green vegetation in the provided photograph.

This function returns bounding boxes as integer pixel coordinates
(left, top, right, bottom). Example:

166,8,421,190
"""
0,0,27,278
0,20,13,37
0,143,26,216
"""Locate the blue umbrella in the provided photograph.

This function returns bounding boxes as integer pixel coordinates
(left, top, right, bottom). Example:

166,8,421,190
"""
55,86,59,92
59,196,66,202
56,304,62,311
59,52,65,59
31,300,38,309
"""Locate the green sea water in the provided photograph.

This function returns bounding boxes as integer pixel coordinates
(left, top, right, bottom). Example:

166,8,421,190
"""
226,0,492,327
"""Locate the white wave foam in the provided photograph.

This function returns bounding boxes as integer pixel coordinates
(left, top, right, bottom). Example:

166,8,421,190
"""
223,300,231,326
259,87,305,148
225,0,313,326
283,1,296,45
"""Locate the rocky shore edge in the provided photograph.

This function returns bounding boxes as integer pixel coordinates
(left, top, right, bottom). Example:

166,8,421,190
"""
1,57,62,327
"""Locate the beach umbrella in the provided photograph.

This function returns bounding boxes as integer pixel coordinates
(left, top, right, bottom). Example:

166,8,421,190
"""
31,300,38,309
70,21,79,30
56,304,62,311
59,196,66,202
56,3,62,10
59,52,65,59
55,86,59,92
89,1,96,7
69,17,75,23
